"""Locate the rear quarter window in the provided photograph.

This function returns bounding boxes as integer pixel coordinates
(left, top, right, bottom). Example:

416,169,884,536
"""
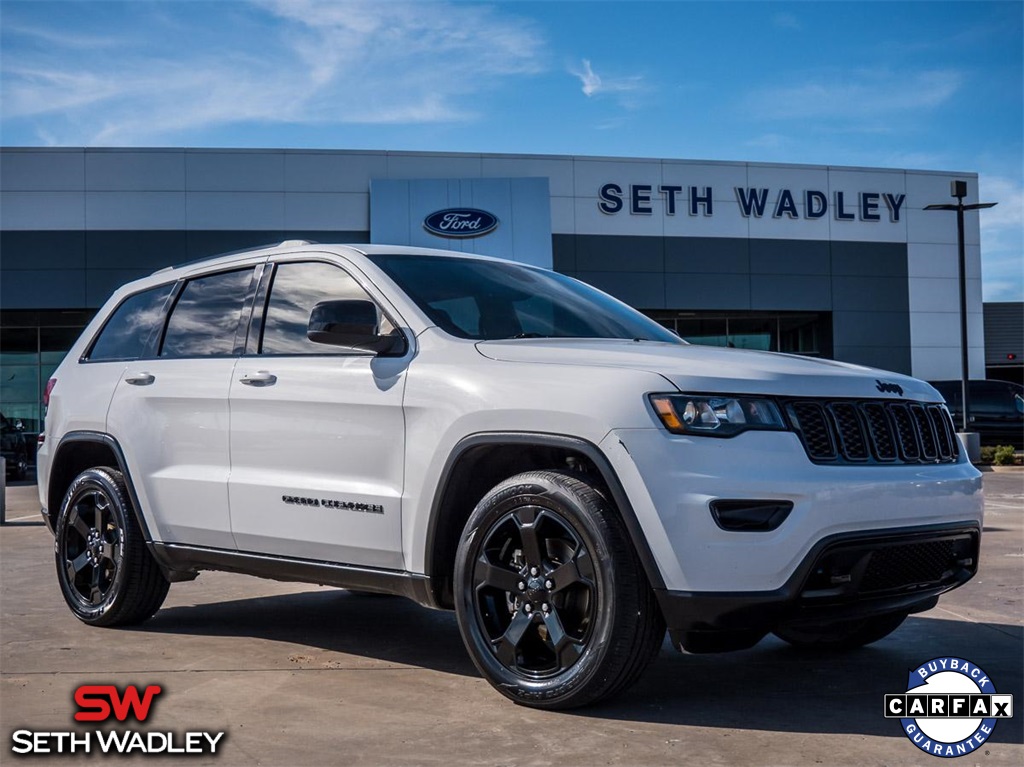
87,283,175,362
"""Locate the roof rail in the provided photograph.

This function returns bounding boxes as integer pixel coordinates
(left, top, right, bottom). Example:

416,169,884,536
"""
150,240,319,275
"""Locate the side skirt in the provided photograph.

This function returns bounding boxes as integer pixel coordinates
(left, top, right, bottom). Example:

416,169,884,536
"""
152,543,435,607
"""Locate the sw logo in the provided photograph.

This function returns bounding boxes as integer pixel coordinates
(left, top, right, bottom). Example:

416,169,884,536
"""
9,684,225,756
74,684,161,722
885,657,1014,758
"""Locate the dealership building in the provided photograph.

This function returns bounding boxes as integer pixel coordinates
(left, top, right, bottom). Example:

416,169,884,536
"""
0,147,986,433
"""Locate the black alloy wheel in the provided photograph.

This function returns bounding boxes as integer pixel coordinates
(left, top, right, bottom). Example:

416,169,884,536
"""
471,504,596,678
61,484,123,608
54,468,169,626
455,470,665,709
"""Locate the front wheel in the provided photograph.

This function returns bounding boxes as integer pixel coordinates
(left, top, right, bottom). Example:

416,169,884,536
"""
773,611,909,651
54,467,169,627
454,470,664,709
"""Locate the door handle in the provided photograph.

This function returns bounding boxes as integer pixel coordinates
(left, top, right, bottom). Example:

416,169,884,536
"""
124,372,155,386
239,371,277,386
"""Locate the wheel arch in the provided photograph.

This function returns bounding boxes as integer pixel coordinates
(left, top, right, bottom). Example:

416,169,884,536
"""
424,432,665,609
47,432,156,546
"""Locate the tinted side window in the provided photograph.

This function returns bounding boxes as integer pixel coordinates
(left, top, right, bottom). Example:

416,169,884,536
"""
88,283,175,361
161,269,253,358
261,262,394,355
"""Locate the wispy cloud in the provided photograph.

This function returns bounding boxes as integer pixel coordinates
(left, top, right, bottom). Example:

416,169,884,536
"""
979,173,1023,302
744,69,963,123
773,13,801,30
0,0,545,144
568,59,646,106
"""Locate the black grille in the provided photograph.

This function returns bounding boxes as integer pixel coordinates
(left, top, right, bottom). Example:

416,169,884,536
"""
800,530,978,600
861,540,956,593
787,399,959,465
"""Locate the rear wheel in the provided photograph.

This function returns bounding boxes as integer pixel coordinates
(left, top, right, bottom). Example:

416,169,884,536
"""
454,470,664,709
54,467,169,626
773,611,908,651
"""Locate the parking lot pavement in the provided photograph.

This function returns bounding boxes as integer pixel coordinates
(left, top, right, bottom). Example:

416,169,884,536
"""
2,474,1022,766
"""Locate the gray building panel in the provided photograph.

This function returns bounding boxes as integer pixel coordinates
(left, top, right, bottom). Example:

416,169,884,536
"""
85,150,186,191
831,241,907,277
574,234,663,273
832,275,910,313
284,152,388,193
664,272,750,311
832,311,911,348
832,345,912,375
1,269,87,309
578,271,667,309
750,275,832,310
185,230,286,260
665,237,749,274
0,231,85,270
0,149,85,191
0,191,85,230
85,191,187,230
184,151,285,191
552,234,577,273
86,230,189,270
749,240,830,276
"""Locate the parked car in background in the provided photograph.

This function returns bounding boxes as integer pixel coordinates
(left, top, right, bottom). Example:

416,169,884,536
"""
929,380,1024,448
1,413,30,480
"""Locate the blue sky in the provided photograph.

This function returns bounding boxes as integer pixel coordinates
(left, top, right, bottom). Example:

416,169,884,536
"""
1,0,1021,299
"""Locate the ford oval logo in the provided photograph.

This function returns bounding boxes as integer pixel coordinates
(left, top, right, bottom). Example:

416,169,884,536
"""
423,208,499,238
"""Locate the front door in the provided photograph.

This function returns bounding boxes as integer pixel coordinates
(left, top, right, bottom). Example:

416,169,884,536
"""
227,259,409,569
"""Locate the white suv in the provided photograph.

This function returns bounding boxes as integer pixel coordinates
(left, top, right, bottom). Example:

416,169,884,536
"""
38,242,983,709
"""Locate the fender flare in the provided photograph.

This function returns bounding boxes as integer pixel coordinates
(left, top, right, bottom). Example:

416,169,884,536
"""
423,431,666,596
49,431,179,573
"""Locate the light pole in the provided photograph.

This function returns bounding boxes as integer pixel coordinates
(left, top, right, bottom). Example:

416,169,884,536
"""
924,180,997,459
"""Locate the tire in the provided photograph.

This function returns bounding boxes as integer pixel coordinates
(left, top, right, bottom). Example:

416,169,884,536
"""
773,611,908,651
10,454,27,481
54,467,169,627
454,470,665,709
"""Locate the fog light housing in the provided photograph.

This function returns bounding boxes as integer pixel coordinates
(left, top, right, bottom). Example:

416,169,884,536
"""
709,499,793,532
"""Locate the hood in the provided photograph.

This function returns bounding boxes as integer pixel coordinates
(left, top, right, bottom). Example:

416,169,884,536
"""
475,339,940,401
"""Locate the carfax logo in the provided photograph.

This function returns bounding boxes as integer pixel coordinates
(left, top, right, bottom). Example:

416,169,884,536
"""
885,657,1013,758
10,684,226,756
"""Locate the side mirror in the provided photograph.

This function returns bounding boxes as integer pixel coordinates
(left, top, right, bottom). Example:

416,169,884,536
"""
307,300,405,354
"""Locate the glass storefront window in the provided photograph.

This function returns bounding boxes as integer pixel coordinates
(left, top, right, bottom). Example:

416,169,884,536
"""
647,311,831,358
675,317,728,347
1,311,93,462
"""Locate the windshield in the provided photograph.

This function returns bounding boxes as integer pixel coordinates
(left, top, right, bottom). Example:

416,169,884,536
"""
367,254,683,343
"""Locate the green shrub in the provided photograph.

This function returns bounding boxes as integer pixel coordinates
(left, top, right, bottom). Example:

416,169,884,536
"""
980,446,997,464
993,445,1017,466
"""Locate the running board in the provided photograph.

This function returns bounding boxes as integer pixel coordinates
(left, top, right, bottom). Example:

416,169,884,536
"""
151,543,435,607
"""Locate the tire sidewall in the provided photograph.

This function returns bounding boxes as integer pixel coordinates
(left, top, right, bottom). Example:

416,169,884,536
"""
54,469,132,624
455,476,621,706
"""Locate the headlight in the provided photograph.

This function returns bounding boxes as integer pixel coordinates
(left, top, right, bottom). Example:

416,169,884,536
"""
649,393,786,437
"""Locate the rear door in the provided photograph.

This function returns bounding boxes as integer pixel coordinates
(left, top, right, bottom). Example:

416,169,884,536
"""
227,258,409,569
106,265,259,548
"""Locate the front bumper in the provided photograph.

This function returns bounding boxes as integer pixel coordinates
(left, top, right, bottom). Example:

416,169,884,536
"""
601,428,984,593
654,522,979,652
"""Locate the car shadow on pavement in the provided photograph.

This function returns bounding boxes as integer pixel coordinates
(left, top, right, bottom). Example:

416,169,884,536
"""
142,590,1023,741
142,589,477,677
